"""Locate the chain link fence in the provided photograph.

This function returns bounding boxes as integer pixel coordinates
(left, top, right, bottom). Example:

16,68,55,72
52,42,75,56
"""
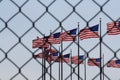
0,0,120,80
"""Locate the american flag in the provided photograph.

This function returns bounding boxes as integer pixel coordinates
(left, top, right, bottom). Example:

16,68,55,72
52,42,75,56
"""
32,37,44,48
52,51,59,62
52,32,61,44
44,55,52,63
107,21,120,35
59,31,68,40
62,53,70,63
45,32,61,44
33,36,44,43
32,42,49,48
46,48,57,54
107,60,120,68
61,28,77,41
38,43,49,48
80,24,99,40
43,36,53,43
88,58,101,67
71,55,84,64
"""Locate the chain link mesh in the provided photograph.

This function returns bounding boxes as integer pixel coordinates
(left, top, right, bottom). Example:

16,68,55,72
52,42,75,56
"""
0,0,120,80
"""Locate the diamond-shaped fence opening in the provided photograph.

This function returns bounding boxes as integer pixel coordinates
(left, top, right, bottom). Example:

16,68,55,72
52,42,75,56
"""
21,28,43,52
35,13,59,35
0,0,18,21
103,35,120,51
49,0,73,21
103,0,120,20
1,0,120,80
8,44,32,67
62,13,86,30
76,0,100,21
8,13,32,37
0,28,18,52
21,59,42,80
0,59,18,80
22,0,46,21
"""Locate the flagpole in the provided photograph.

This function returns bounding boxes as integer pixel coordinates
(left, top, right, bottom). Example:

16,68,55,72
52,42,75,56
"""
84,53,87,80
42,48,44,80
78,22,80,80
99,18,102,80
43,34,46,80
43,48,46,80
103,54,104,80
50,30,52,80
43,34,47,80
70,49,72,80
59,47,61,80
61,26,63,80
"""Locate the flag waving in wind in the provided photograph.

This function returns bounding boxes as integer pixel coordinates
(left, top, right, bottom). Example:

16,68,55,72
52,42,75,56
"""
107,21,120,35
62,53,70,63
80,24,99,40
88,58,101,67
107,60,120,68
60,28,77,41
72,55,85,64
53,32,61,44
52,51,59,62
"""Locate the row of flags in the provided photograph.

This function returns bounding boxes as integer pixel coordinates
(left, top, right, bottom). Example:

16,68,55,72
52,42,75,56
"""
32,21,120,69
32,21,120,49
33,48,120,68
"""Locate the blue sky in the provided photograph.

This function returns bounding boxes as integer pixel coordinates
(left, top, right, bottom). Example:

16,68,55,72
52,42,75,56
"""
0,0,120,80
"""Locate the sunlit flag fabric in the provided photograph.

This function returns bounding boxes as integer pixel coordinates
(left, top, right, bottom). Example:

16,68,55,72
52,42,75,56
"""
38,43,49,48
33,42,49,48
52,51,59,61
46,48,57,54
44,32,61,44
43,35,53,43
32,37,44,48
60,31,68,40
52,32,61,44
80,24,99,40
88,58,101,67
62,28,77,41
71,55,84,64
107,60,120,68
107,21,120,35
62,53,70,63
42,48,54,63
33,36,44,43
33,48,51,59
44,55,51,63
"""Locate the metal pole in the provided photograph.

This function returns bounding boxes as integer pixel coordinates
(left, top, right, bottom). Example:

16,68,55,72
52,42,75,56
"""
78,22,80,80
59,47,61,80
103,54,104,80
84,53,87,80
44,48,46,80
70,49,72,80
99,18,102,80
50,30,52,80
42,48,44,80
61,25,63,80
